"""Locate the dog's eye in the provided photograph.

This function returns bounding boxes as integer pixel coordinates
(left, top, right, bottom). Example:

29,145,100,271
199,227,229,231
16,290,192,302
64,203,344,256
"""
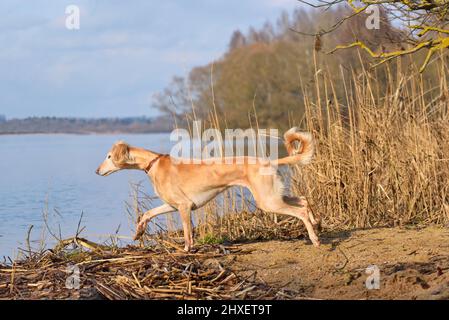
108,155,111,159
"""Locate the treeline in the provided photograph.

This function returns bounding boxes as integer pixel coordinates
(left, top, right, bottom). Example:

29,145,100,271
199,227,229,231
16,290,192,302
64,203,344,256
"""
153,6,442,130
0,116,173,134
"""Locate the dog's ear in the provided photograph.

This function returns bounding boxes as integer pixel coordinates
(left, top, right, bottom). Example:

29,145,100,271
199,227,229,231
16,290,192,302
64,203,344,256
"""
111,141,131,165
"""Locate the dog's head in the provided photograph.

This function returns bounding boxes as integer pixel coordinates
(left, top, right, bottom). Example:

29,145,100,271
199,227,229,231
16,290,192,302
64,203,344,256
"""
96,141,133,176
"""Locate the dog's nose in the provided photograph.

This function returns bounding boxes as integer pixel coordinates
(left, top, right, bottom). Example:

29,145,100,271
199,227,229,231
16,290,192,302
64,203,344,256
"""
95,168,100,175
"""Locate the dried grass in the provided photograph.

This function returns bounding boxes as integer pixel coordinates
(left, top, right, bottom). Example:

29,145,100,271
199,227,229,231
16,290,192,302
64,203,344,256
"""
0,238,298,300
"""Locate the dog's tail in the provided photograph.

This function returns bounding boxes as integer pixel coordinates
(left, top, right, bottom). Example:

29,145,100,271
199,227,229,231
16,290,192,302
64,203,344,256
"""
276,127,314,166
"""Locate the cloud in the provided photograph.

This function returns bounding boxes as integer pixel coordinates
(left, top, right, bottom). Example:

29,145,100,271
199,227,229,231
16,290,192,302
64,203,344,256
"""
264,0,298,8
0,0,304,118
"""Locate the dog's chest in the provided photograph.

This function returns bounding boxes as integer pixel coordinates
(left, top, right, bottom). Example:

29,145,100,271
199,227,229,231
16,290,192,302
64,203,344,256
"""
149,176,164,199
189,188,225,208
148,174,183,205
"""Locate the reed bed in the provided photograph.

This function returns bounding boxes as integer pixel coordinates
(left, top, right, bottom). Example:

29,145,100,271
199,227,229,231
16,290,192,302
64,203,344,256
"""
296,57,449,229
0,237,298,300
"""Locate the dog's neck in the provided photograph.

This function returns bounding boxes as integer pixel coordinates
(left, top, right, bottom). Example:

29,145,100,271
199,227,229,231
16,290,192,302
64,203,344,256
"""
128,147,162,171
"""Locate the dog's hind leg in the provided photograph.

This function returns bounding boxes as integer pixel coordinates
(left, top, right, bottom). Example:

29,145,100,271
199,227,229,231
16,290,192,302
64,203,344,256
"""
134,204,176,240
283,195,321,231
276,205,320,246
252,189,320,246
247,173,320,246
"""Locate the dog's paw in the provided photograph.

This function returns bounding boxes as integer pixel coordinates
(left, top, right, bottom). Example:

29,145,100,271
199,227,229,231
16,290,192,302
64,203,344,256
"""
309,235,321,247
133,232,142,241
133,225,146,241
183,244,196,252
310,237,321,247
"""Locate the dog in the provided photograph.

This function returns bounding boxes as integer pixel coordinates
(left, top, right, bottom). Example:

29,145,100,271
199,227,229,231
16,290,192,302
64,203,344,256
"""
96,127,321,251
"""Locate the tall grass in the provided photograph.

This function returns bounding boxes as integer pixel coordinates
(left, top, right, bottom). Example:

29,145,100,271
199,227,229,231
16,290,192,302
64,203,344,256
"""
133,55,449,245
296,55,449,229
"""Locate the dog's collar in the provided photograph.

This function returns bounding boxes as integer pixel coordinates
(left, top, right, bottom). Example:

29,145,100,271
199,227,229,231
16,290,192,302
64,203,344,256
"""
144,154,166,173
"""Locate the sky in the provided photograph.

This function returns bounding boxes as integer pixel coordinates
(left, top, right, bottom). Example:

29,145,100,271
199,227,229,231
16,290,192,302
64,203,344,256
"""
0,0,300,119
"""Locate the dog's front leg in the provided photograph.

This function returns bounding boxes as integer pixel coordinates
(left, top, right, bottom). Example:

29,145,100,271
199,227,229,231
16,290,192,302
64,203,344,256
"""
134,204,176,240
179,205,194,252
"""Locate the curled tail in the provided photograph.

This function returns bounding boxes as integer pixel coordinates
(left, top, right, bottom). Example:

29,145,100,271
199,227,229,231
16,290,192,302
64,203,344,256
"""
276,127,314,166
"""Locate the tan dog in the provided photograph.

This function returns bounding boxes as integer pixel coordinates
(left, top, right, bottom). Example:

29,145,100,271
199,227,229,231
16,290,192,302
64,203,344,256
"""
96,127,321,251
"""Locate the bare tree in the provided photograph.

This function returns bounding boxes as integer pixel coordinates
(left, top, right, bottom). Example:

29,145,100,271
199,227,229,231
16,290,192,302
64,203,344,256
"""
296,0,449,72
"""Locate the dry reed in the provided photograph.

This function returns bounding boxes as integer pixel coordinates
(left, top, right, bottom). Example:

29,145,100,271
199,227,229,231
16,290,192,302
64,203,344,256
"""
0,238,298,300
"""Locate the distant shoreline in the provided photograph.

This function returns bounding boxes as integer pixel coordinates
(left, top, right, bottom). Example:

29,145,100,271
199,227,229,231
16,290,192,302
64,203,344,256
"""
0,115,174,135
0,130,171,136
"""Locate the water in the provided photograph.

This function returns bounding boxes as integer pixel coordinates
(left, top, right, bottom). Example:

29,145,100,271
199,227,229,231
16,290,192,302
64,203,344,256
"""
0,133,171,258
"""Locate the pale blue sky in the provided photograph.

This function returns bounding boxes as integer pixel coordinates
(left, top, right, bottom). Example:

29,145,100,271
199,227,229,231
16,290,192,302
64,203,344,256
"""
0,0,300,119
